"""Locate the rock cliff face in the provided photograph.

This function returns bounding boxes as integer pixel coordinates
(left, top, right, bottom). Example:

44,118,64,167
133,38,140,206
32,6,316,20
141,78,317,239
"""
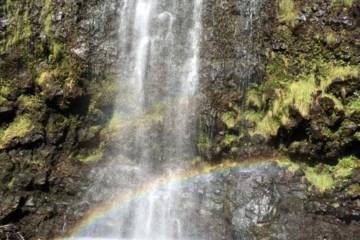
0,0,359,239
199,0,273,160
0,0,120,238
200,0,360,163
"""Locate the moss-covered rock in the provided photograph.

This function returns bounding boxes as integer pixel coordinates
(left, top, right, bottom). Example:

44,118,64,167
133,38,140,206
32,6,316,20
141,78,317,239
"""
0,114,43,149
276,155,359,192
201,0,360,162
0,0,119,238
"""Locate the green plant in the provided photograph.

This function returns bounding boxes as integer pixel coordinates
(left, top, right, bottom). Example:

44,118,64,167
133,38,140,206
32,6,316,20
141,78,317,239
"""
325,31,337,45
4,0,33,48
245,88,263,109
276,158,300,173
41,0,53,36
50,42,63,62
347,92,360,115
243,110,263,123
331,0,354,8
304,167,335,192
221,111,237,128
0,86,12,98
0,96,8,105
278,0,297,24
0,114,34,149
18,95,44,112
36,71,53,87
76,148,104,163
222,134,237,146
354,132,360,141
333,155,358,178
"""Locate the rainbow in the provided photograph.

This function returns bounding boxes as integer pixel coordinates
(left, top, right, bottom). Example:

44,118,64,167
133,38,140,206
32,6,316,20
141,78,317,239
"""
60,159,273,239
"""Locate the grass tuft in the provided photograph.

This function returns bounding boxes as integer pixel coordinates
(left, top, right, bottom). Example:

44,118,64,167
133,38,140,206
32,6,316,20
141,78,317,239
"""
276,158,300,173
333,155,358,178
278,0,297,24
0,114,34,149
304,167,335,192
221,112,237,129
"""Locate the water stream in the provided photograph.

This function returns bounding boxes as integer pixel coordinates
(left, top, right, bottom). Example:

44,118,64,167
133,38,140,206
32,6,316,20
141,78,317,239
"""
75,0,203,239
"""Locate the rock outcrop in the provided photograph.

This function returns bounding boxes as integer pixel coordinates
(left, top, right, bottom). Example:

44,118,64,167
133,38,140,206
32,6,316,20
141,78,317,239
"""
0,0,359,239
0,0,119,238
200,0,360,163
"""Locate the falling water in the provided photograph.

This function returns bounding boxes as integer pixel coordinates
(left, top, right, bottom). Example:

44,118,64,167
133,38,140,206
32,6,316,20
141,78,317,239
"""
76,0,203,239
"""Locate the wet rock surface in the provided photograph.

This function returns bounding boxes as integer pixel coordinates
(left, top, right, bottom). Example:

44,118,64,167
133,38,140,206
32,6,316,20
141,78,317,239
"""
199,0,360,163
0,0,359,239
198,0,272,161
183,164,359,240
70,162,359,240
0,0,119,238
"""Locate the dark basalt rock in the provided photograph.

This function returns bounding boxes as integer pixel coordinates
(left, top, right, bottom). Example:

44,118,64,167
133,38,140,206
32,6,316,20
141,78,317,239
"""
0,224,25,240
0,0,119,238
0,102,16,123
328,76,360,99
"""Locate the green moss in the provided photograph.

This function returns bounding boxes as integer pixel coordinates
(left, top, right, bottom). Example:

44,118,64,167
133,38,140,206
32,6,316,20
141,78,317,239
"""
41,0,53,36
89,125,101,136
221,112,237,129
346,183,360,196
50,42,64,62
276,158,300,173
253,112,281,137
250,58,358,139
243,110,263,123
253,9,360,140
0,114,34,149
278,0,297,25
333,155,359,178
197,125,211,155
320,127,333,138
318,64,359,92
346,92,360,115
44,14,52,36
7,177,15,190
302,156,359,193
325,32,337,45
0,86,12,98
354,132,360,141
0,96,8,105
4,0,33,48
88,79,119,115
37,0,83,91
1,0,84,112
36,71,53,87
276,156,358,192
18,95,44,112
287,75,316,117
46,114,69,134
76,148,104,163
30,155,46,169
101,113,125,136
331,0,354,8
304,167,335,192
245,88,263,109
266,73,322,122
222,134,238,146
322,93,344,110
7,3,31,47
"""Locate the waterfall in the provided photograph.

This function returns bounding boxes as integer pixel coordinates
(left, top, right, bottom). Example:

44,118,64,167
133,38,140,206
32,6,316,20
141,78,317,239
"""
76,0,203,239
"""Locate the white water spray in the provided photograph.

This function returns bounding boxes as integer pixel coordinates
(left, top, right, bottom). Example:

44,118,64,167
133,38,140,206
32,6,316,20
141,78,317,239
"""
78,0,203,239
